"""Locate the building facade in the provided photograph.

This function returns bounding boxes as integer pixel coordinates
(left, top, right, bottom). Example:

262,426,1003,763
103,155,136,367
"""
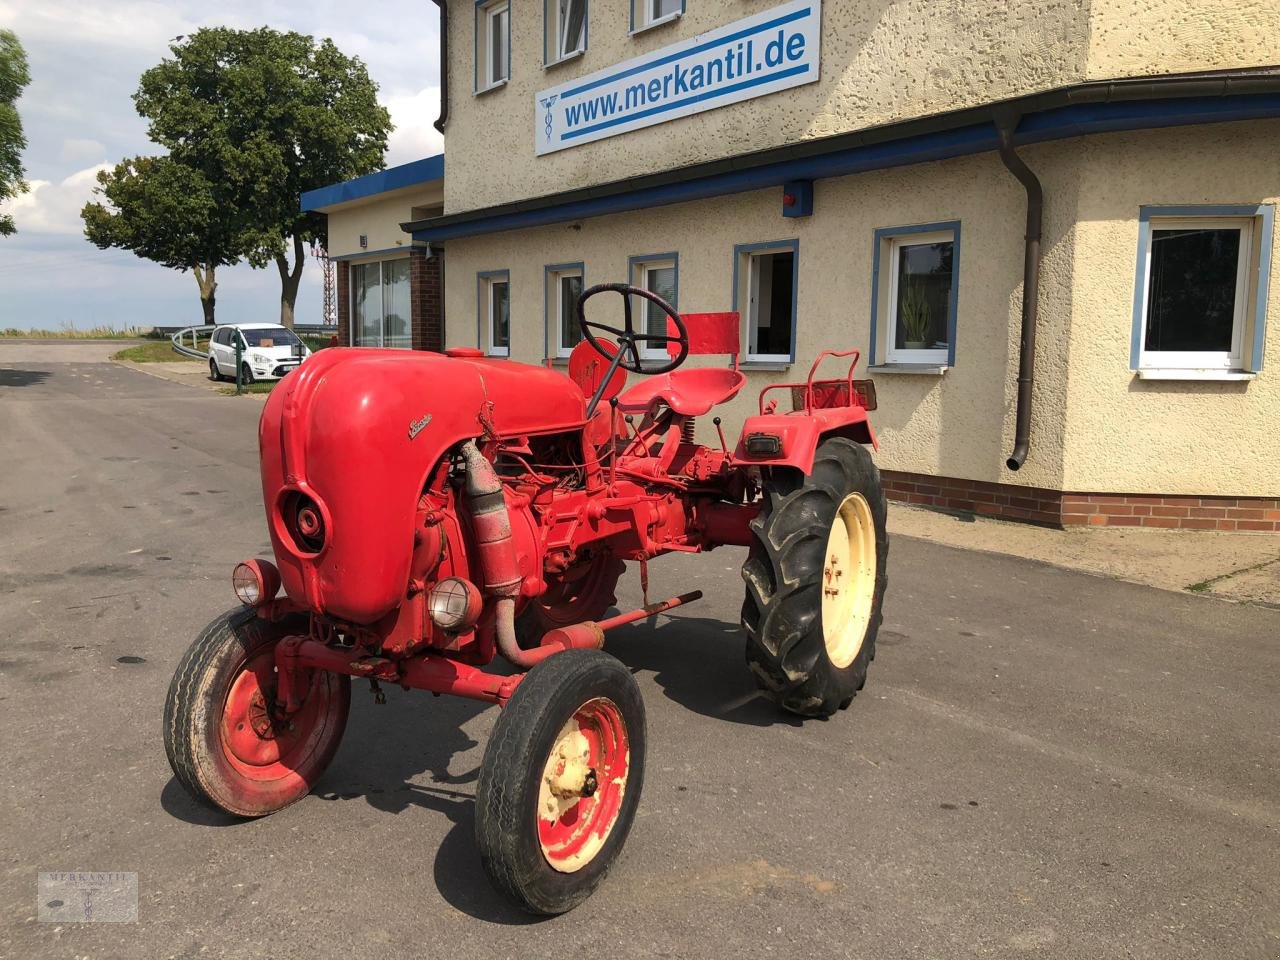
317,0,1280,531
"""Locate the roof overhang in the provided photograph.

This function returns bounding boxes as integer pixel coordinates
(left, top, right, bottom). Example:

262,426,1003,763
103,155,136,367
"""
303,154,444,213
403,68,1280,243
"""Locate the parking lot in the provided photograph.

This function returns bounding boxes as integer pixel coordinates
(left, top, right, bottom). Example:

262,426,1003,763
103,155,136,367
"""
1,347,1277,959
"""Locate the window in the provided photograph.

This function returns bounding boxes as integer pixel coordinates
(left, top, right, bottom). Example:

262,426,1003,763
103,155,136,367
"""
734,241,798,364
628,254,678,359
632,0,682,32
1133,206,1273,375
870,222,960,368
476,0,510,92
546,0,587,65
351,258,411,348
546,263,585,358
479,271,511,356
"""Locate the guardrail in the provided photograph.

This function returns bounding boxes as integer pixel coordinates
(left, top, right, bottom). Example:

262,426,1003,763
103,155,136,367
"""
170,325,213,360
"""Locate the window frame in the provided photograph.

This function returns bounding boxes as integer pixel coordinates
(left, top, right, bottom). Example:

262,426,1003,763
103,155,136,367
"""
545,0,588,67
1131,205,1274,375
545,261,586,359
630,0,684,34
475,0,511,94
349,256,413,349
869,221,962,370
733,239,800,366
477,269,512,357
627,253,679,360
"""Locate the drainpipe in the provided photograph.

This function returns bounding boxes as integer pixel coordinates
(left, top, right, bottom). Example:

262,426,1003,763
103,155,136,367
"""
995,116,1043,472
431,0,449,135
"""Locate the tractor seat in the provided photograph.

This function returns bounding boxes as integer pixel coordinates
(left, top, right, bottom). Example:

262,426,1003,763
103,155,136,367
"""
615,366,746,417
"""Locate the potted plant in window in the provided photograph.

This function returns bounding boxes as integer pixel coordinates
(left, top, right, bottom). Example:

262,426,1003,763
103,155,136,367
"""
899,281,932,350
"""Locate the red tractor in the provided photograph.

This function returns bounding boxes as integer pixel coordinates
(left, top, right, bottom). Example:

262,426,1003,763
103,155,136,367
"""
164,284,887,914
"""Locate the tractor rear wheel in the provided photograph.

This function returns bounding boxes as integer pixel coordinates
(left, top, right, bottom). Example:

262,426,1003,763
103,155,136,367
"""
163,607,350,817
741,438,888,718
476,649,644,915
515,550,624,649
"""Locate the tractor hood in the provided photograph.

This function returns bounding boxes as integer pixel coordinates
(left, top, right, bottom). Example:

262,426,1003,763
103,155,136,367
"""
258,347,586,623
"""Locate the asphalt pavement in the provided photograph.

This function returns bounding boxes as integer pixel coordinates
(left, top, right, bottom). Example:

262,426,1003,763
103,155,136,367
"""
1,347,1277,959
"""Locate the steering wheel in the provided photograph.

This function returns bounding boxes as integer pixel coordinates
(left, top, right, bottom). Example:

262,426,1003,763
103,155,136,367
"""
577,282,689,376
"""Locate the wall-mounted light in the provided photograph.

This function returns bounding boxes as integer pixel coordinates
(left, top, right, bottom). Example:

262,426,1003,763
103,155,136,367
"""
359,234,368,248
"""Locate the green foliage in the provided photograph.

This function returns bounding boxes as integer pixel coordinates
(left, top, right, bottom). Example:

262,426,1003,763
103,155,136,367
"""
0,30,32,237
134,28,392,263
112,341,202,363
82,156,241,272
899,280,932,344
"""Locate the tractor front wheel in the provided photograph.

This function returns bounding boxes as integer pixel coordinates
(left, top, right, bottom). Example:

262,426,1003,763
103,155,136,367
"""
163,608,351,817
475,649,644,915
741,438,888,718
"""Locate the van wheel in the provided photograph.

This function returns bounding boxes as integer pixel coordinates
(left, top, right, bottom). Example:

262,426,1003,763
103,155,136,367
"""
240,363,255,385
740,438,888,718
209,358,223,382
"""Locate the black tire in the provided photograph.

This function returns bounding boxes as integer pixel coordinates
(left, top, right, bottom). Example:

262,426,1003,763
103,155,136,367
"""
476,649,645,915
208,358,222,382
240,363,255,385
741,438,888,718
514,551,625,649
163,607,350,817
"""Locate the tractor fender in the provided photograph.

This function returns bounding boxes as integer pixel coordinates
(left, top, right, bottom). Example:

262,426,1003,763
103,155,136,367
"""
731,407,877,475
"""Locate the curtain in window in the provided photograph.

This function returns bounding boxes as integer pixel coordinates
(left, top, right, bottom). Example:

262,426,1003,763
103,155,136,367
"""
382,259,411,349
644,265,675,337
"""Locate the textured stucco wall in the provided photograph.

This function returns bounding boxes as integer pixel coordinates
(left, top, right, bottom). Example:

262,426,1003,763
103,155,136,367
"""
323,183,443,259
443,145,1087,491
1086,0,1280,78
444,0,1092,213
1060,121,1280,496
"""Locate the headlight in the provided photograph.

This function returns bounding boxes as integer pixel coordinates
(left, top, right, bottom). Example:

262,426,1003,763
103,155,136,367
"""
252,352,270,363
232,559,281,607
428,577,483,632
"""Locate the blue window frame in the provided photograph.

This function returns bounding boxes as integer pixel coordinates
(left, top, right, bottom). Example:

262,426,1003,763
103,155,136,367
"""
869,221,961,368
733,239,799,364
475,0,511,93
1131,204,1273,376
545,0,588,66
477,269,511,356
545,261,586,358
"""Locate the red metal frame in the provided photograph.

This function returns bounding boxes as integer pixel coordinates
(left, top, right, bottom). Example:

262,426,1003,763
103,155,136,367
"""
250,311,877,714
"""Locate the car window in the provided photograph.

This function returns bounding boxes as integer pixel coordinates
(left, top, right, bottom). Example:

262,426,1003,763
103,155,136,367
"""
241,327,301,347
212,328,226,346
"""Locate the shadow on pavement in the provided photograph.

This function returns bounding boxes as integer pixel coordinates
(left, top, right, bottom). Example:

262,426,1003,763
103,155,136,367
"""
0,368,51,388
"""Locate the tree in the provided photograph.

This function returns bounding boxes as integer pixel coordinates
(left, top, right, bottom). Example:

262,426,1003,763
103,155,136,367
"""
135,29,392,326
82,157,242,325
0,30,32,237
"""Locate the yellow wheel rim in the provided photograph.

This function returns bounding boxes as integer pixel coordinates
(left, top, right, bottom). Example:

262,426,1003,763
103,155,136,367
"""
821,491,877,668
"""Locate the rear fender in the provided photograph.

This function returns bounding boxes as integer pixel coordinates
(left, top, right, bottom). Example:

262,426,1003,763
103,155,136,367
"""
731,408,877,475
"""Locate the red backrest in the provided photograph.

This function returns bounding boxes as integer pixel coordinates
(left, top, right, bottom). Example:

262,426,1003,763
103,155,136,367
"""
667,312,740,362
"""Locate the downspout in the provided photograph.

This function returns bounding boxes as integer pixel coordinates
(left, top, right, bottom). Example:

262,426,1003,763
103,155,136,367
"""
995,116,1043,472
431,0,449,135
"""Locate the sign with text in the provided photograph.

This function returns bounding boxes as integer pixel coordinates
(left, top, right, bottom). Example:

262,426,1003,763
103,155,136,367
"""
534,0,821,156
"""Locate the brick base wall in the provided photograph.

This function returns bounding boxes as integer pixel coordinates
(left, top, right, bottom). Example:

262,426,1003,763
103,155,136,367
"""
410,249,444,352
881,470,1280,532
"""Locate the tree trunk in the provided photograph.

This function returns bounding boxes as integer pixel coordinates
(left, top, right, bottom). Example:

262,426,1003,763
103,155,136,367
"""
276,235,306,328
193,263,217,326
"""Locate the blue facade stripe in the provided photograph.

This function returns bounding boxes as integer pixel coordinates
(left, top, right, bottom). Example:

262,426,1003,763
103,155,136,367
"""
410,95,1280,244
563,64,811,141
561,6,811,100
301,155,443,211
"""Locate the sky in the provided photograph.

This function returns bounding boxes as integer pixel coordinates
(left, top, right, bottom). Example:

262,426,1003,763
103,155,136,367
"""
0,0,443,331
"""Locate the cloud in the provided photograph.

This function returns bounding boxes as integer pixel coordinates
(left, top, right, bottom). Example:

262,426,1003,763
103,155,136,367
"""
384,86,445,166
59,138,107,165
1,163,112,236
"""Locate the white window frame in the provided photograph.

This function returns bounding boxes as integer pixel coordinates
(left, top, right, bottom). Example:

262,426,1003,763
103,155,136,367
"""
882,230,956,366
736,243,798,364
476,0,510,93
479,272,511,357
628,255,678,360
1136,216,1254,372
350,257,412,349
631,0,683,34
546,0,587,66
546,264,585,359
